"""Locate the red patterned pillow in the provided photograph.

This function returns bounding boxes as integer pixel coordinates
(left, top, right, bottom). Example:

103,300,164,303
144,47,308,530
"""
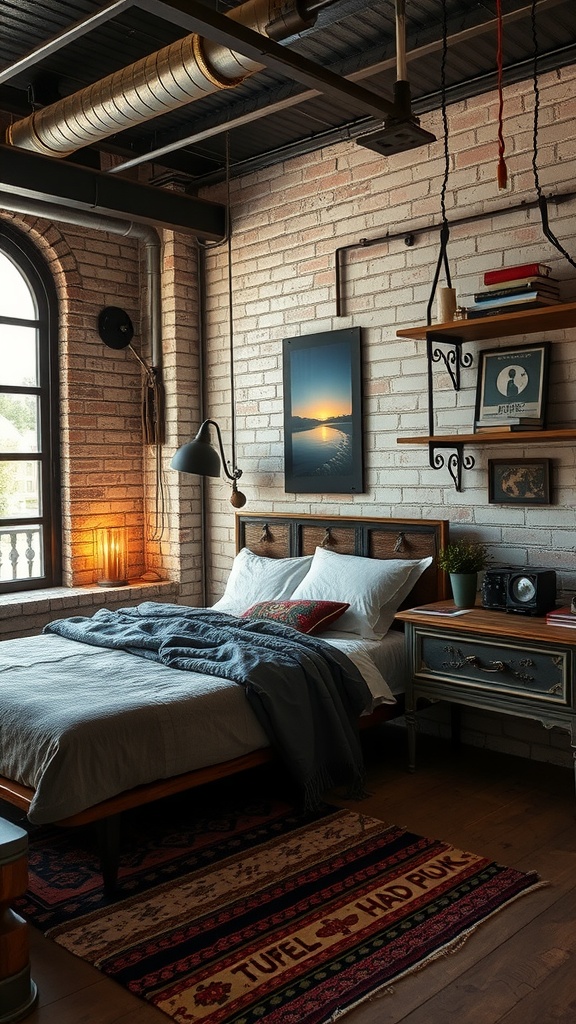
242,599,349,635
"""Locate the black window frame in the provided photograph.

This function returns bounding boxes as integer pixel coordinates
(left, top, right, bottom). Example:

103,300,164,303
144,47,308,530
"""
0,222,61,593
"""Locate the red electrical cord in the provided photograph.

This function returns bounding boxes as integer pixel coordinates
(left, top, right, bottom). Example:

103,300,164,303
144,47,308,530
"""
496,0,508,189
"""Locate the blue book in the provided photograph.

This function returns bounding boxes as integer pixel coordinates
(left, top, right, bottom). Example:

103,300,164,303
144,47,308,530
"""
474,282,559,302
470,290,558,309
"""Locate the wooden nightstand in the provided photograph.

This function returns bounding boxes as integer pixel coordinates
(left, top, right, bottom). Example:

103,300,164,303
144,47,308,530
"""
395,603,576,792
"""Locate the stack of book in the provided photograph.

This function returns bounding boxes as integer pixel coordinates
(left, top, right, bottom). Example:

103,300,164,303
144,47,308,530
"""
545,605,576,627
475,417,543,433
466,262,560,320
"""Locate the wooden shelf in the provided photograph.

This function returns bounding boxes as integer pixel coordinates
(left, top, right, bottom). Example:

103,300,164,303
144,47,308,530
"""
396,301,576,342
395,301,576,489
399,427,576,446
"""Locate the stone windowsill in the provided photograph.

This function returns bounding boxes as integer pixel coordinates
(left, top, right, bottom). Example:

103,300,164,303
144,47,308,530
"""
0,578,180,618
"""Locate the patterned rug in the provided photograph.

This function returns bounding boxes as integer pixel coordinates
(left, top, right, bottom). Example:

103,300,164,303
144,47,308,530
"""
16,796,544,1024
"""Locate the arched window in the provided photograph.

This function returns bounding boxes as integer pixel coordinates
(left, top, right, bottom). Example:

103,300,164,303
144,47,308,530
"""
0,223,61,593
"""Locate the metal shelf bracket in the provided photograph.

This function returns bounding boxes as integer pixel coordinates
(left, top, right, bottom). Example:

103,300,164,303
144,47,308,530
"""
425,331,474,489
428,440,475,492
426,331,473,392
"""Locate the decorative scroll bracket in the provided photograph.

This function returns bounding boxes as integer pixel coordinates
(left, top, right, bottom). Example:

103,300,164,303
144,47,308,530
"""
428,440,475,492
425,331,474,490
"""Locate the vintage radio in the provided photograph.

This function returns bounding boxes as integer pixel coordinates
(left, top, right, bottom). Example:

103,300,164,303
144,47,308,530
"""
506,570,556,615
481,568,514,611
482,567,556,616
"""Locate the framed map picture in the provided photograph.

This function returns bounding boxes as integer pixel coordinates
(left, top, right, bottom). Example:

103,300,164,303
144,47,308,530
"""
474,342,550,429
488,458,551,505
283,327,364,494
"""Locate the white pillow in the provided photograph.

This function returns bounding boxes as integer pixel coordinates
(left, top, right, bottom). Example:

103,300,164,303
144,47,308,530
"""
290,546,433,638
211,548,313,616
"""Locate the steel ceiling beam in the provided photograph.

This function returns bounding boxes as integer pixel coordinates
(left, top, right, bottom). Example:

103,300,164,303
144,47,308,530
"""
107,0,565,177
1,0,397,142
0,144,226,238
135,0,397,120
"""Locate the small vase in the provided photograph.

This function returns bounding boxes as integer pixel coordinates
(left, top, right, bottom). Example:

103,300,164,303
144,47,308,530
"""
450,572,478,609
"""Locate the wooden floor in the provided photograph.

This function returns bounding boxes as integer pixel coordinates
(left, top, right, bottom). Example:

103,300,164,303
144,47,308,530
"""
17,727,576,1024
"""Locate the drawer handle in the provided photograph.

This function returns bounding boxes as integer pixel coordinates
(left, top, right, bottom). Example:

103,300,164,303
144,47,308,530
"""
463,655,506,674
443,651,507,673
442,647,535,682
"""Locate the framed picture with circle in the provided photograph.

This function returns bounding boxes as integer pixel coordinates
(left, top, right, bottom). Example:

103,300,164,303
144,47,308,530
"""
474,342,550,430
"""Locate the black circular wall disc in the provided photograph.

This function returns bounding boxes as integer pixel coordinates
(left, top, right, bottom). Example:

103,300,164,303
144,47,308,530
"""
98,306,134,350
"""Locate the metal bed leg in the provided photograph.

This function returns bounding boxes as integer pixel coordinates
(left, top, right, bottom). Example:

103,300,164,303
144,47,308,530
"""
96,814,121,895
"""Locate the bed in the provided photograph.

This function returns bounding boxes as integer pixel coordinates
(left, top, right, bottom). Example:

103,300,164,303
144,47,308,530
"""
0,513,448,889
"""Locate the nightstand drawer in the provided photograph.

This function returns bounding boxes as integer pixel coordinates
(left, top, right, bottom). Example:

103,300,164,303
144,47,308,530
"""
414,630,569,704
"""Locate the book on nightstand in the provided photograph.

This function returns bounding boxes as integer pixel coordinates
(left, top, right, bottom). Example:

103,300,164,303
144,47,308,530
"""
410,605,472,617
545,606,576,626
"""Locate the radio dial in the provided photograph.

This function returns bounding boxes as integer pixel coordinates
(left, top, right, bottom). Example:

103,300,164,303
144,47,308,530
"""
510,576,537,603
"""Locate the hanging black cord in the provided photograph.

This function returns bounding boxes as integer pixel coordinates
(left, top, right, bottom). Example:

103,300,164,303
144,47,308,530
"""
531,0,576,269
225,132,239,479
426,0,452,325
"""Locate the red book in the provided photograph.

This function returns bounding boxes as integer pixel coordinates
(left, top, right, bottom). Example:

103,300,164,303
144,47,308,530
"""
484,263,552,286
482,275,557,294
545,606,576,625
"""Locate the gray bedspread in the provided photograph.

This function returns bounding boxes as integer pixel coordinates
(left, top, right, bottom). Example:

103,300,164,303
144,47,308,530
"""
1,603,371,821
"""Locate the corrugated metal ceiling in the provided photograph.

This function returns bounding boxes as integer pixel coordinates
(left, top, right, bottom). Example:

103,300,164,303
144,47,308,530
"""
0,0,575,186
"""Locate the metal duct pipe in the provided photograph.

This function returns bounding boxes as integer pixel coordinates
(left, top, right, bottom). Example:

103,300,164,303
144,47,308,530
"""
6,0,317,159
0,195,162,368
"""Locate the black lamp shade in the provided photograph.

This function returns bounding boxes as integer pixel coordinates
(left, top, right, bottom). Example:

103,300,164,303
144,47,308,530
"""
170,422,221,477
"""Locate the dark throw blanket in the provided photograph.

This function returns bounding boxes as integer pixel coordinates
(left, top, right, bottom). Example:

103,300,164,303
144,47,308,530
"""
44,602,372,807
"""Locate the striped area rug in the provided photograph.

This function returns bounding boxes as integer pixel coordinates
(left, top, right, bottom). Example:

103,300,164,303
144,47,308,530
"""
17,799,544,1024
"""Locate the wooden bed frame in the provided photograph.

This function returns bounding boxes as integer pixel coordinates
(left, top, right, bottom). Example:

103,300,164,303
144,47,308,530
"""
0,513,448,889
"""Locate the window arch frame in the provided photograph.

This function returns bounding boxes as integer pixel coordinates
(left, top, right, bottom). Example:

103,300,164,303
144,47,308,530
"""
0,221,61,593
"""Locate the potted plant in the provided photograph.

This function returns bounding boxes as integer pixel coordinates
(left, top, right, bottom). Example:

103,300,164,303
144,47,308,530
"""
437,539,489,608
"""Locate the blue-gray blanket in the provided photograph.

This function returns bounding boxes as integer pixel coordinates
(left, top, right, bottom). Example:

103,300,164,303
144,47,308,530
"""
43,602,372,807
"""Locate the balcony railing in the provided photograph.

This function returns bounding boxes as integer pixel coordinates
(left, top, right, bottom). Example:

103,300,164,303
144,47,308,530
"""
0,526,42,581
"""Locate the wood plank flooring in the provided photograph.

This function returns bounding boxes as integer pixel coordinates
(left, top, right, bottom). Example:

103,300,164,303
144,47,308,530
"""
15,727,576,1024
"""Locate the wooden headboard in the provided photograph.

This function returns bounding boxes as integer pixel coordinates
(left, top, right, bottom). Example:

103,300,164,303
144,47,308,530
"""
236,513,449,609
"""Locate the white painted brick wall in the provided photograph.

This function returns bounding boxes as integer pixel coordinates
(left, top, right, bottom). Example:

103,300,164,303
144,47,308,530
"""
202,67,576,600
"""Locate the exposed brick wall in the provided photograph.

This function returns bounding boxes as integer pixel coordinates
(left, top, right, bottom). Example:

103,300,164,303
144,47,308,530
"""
1,211,146,588
0,211,204,621
157,228,204,603
201,66,576,607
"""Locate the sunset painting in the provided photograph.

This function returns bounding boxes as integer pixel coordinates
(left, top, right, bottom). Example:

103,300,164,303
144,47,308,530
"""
283,328,363,494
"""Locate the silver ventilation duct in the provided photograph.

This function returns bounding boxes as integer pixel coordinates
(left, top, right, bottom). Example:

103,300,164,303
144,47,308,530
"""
6,0,318,159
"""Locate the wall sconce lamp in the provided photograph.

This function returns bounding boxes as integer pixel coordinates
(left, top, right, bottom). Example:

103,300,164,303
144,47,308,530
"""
171,419,246,508
94,526,128,587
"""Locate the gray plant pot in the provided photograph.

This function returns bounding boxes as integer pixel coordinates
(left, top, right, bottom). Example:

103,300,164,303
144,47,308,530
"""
449,572,478,609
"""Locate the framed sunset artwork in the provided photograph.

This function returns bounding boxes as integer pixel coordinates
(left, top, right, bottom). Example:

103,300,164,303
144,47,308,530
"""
282,327,364,494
